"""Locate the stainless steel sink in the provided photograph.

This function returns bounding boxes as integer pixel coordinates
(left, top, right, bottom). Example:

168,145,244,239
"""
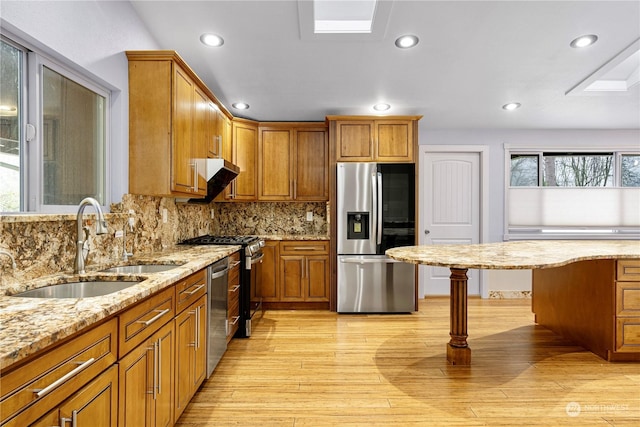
99,264,181,274
12,280,141,298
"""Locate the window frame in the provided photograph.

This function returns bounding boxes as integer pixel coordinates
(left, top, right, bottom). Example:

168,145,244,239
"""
0,32,111,213
504,144,640,240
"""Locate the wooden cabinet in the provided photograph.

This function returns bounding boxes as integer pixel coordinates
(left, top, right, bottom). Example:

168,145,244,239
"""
0,319,118,427
327,116,421,163
279,241,329,302
258,123,328,201
615,260,640,353
228,119,258,201
118,320,174,427
258,241,329,309
227,252,241,341
258,241,280,302
174,294,207,421
127,51,218,197
33,365,118,427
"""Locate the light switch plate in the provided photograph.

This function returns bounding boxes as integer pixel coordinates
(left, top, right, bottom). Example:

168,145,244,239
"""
306,211,313,221
162,208,168,223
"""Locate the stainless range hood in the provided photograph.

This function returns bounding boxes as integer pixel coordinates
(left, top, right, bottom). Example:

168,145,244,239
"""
188,158,240,203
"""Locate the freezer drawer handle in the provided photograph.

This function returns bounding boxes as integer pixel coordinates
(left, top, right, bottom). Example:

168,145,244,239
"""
340,258,405,264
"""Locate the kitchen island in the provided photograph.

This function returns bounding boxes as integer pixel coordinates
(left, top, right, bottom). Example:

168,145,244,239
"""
387,240,640,365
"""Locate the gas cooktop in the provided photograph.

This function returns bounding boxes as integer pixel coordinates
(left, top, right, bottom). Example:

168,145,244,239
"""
180,235,261,246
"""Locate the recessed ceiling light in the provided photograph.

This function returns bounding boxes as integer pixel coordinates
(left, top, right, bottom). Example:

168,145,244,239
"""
395,35,419,49
373,103,390,111
502,102,521,111
570,34,598,48
200,33,224,47
232,102,249,110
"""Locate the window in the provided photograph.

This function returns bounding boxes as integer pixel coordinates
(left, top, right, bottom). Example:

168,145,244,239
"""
0,36,109,213
0,39,22,212
506,148,640,239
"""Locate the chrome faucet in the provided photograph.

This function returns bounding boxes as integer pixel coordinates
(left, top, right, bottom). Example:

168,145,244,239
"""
74,197,108,274
122,223,133,262
0,250,17,270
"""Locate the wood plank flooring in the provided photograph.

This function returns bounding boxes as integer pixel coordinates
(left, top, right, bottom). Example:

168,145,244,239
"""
175,298,640,426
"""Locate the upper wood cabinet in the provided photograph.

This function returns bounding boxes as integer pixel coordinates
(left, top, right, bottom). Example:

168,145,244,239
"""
258,122,328,201
230,119,258,201
327,116,421,163
127,51,231,197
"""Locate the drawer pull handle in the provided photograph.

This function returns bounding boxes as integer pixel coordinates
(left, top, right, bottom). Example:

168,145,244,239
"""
229,284,240,293
184,283,206,295
137,308,170,326
34,357,96,398
230,315,240,326
229,261,241,269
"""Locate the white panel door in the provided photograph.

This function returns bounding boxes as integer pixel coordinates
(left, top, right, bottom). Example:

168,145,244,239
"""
420,151,480,295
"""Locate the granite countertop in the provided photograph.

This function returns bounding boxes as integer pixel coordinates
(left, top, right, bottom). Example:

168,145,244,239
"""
386,240,640,270
259,235,330,241
0,244,240,370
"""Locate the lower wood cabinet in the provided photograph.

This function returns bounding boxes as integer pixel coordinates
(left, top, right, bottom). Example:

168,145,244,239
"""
0,261,239,427
33,365,119,427
118,320,174,427
260,240,330,309
227,252,241,342
174,294,207,422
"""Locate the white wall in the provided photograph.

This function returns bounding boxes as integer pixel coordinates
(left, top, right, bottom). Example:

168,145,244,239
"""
418,128,640,295
0,0,160,204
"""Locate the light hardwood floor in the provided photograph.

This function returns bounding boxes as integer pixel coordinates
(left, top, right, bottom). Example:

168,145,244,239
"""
176,298,640,426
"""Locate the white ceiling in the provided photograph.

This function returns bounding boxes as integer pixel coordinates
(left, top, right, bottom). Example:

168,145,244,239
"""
129,0,640,130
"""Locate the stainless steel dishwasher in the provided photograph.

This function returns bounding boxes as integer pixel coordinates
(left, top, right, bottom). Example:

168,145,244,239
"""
207,257,229,378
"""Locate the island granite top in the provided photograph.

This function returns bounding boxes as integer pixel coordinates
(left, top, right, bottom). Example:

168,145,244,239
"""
386,240,640,270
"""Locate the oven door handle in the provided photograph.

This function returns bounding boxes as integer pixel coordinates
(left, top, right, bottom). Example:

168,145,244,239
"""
246,252,264,270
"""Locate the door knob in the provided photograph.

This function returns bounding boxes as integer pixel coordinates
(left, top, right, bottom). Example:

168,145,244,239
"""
424,230,430,235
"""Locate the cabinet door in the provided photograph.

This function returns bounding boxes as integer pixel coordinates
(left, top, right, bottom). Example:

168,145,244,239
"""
174,295,207,422
173,66,194,193
280,256,305,301
375,120,414,162
208,103,221,158
335,121,374,162
306,256,330,301
33,365,118,427
259,241,280,302
192,87,209,194
118,321,174,427
295,128,328,201
258,127,294,200
232,120,258,200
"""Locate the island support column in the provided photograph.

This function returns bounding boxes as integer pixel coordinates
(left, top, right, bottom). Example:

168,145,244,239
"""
447,268,471,365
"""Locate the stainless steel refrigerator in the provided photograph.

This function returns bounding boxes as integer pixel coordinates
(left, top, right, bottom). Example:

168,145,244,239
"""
337,162,416,313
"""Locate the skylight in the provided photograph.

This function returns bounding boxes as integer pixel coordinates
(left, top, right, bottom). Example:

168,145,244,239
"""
313,0,377,34
567,38,640,96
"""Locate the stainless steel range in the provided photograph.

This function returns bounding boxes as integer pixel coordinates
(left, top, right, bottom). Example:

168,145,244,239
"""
181,235,265,337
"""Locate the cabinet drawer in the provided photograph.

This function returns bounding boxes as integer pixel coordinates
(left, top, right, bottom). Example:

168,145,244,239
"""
617,260,640,281
615,317,640,352
280,241,329,255
0,318,117,427
229,252,241,284
176,269,207,314
118,286,174,358
617,282,640,317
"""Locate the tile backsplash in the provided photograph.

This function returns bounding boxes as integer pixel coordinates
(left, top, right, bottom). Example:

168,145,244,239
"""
0,195,328,284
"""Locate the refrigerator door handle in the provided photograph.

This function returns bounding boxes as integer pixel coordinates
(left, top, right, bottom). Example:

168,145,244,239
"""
371,172,378,245
340,257,405,264
376,172,383,245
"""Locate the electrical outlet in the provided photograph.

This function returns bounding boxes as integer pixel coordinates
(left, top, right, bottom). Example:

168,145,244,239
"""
211,209,215,219
306,211,313,221
162,208,168,223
